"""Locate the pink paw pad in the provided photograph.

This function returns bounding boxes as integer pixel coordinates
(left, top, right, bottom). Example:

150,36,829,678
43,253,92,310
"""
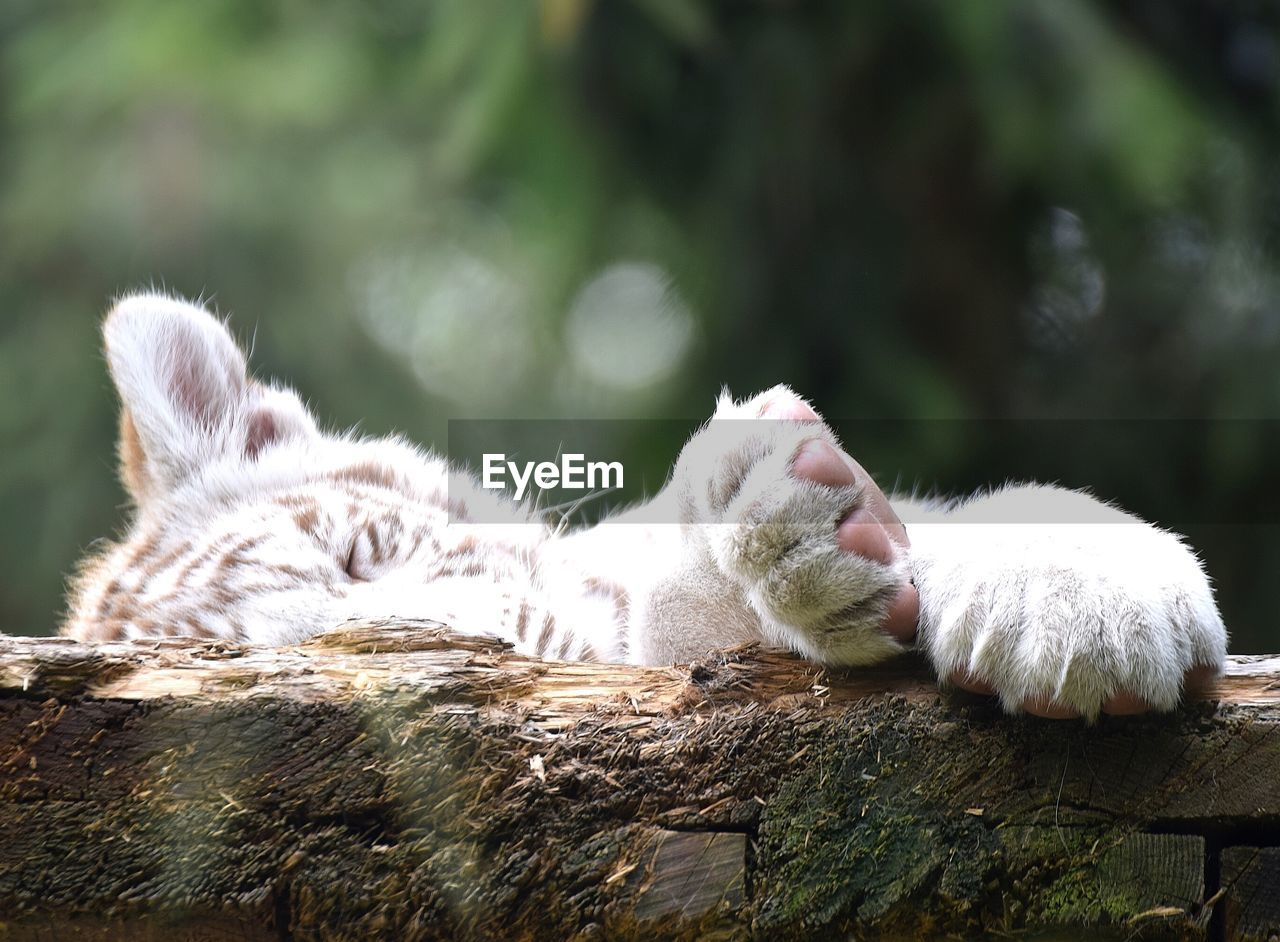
948,664,1220,718
758,396,821,423
788,438,919,644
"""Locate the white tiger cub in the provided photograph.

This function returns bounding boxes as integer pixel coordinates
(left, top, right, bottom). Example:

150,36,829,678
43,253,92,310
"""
65,293,1227,719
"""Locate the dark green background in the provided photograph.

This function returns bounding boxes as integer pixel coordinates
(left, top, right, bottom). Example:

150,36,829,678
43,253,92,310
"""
2,1,1278,650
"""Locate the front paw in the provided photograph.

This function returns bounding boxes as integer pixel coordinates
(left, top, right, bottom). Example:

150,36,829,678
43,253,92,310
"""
914,497,1227,719
672,386,917,664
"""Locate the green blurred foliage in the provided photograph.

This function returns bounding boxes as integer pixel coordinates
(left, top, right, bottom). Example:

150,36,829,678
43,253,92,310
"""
1,0,1278,649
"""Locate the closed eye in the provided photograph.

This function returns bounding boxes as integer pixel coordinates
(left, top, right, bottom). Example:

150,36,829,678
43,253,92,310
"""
343,542,368,582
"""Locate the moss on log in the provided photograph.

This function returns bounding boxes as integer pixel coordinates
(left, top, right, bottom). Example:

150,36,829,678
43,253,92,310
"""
1,620,1278,941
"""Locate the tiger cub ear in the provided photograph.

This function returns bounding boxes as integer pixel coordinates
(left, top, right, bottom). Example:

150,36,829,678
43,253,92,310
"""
103,293,315,504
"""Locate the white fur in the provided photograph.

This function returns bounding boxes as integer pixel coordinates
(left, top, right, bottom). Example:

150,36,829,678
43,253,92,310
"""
67,294,1228,718
902,488,1225,717
635,389,908,665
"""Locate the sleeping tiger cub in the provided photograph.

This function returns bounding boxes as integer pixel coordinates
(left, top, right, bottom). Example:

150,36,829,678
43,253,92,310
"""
65,293,1226,719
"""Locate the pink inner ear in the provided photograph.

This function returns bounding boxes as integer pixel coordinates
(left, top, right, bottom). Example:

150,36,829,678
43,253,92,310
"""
165,331,246,429
245,409,279,460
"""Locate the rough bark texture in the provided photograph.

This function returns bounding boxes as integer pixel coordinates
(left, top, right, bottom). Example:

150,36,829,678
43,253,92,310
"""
0,620,1277,941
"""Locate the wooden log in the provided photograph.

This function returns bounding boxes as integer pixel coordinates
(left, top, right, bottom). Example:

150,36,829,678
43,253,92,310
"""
0,619,1278,941
1222,847,1280,942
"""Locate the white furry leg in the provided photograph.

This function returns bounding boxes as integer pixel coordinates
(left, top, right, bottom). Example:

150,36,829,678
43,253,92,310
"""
904,486,1227,719
649,385,914,665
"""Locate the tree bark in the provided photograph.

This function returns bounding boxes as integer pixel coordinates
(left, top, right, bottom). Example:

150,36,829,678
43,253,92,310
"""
1,620,1277,941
